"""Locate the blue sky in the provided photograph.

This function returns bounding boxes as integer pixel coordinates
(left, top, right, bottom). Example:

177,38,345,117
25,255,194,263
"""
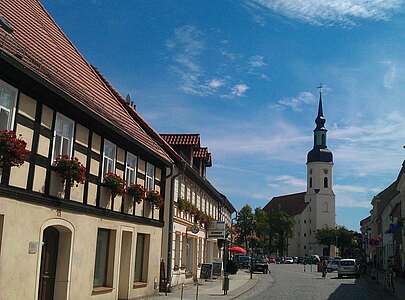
42,0,405,230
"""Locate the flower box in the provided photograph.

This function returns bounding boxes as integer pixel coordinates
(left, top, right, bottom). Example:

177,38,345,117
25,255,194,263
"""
0,130,30,168
103,173,126,200
53,155,86,187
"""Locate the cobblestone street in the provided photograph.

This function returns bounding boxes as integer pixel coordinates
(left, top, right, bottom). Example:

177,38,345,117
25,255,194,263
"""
239,264,402,300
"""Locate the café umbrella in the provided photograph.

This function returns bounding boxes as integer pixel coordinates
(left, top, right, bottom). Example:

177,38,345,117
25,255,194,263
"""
228,246,247,254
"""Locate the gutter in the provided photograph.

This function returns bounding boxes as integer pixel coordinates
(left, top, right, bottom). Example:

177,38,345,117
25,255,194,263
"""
166,161,186,291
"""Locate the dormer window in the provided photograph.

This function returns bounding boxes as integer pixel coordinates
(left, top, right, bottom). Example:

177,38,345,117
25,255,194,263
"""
0,79,17,130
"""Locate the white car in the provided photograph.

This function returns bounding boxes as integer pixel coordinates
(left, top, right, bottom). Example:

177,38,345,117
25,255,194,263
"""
327,260,339,272
284,257,294,264
338,259,359,278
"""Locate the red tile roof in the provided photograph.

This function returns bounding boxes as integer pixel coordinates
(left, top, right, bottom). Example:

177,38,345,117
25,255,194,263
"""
0,0,171,163
264,192,308,216
161,134,200,146
193,147,208,158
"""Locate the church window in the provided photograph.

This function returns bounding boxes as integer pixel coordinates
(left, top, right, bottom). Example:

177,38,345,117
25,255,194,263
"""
310,169,313,175
310,177,313,188
304,220,306,224
304,245,306,250
324,177,328,188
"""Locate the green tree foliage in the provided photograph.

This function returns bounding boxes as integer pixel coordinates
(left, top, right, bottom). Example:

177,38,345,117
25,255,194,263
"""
235,205,255,250
268,211,295,256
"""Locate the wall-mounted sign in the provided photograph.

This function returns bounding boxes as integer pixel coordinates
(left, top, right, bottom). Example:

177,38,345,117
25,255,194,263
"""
207,221,225,240
28,241,39,254
191,224,199,234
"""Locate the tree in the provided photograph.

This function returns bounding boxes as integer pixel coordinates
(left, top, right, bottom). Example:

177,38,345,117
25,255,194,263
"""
235,205,255,251
268,211,295,256
315,227,337,255
253,207,269,252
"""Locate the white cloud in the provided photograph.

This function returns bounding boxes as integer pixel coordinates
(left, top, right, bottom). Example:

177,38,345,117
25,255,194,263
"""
275,91,316,111
382,60,397,89
208,79,225,89
231,84,249,97
245,0,403,26
249,55,267,68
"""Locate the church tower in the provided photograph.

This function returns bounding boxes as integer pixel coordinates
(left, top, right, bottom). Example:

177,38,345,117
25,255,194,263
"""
304,89,336,256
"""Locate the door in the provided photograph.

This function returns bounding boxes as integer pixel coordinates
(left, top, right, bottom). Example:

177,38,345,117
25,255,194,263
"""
38,227,60,300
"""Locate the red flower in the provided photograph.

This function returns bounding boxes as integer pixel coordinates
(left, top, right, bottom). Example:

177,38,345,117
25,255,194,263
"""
127,184,145,204
54,155,86,187
145,190,164,209
0,130,30,168
104,172,126,199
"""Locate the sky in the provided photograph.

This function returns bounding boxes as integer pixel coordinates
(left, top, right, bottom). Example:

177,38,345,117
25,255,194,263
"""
41,0,405,231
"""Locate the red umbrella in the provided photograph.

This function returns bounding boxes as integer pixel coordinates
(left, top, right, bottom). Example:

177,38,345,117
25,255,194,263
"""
228,246,247,254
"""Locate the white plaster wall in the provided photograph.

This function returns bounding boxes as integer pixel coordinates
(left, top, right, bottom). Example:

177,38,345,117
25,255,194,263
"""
0,196,162,300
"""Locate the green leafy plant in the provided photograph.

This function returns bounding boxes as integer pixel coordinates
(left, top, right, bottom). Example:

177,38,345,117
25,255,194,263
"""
104,173,126,200
127,184,145,204
0,130,30,168
54,155,86,187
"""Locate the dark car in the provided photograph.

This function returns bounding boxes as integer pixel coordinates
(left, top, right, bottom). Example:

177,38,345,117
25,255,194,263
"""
297,257,305,264
250,257,269,274
235,255,251,269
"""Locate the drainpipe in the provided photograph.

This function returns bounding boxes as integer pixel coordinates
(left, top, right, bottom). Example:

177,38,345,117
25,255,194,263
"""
166,161,186,291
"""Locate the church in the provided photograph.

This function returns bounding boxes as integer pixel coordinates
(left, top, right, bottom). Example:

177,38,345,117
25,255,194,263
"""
264,91,336,257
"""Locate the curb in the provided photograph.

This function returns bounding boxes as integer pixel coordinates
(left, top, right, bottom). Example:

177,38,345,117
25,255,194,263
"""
229,275,261,300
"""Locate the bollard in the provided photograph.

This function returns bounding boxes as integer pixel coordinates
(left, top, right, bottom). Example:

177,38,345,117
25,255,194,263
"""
180,283,184,300
195,282,199,300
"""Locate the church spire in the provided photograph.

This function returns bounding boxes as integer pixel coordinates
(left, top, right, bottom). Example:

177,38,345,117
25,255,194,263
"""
307,84,333,163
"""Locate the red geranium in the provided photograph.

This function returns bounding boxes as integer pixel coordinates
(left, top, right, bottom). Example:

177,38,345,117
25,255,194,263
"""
145,190,164,209
104,172,126,200
0,130,30,168
53,155,86,187
127,184,145,204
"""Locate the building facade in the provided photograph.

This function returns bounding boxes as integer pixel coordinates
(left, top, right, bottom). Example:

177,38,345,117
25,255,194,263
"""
160,134,235,288
0,1,169,299
365,166,404,276
264,93,336,257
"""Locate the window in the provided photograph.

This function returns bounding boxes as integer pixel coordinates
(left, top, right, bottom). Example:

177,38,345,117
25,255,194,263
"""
309,169,312,175
309,177,313,188
52,113,74,162
304,233,307,237
145,162,154,191
323,169,328,174
93,229,110,287
324,177,329,188
0,80,17,130
304,220,306,224
103,140,116,175
125,152,137,185
134,233,150,283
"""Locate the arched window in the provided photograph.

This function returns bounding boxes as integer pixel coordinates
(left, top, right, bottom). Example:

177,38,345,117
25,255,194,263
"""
310,177,313,188
324,177,328,188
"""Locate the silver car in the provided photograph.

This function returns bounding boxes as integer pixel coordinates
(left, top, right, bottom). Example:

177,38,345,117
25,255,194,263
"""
337,259,359,278
327,260,339,272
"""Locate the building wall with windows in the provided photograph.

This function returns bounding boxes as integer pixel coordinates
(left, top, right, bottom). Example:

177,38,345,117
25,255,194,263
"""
0,72,168,300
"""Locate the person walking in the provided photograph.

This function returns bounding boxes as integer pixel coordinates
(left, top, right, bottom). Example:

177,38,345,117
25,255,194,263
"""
321,260,327,279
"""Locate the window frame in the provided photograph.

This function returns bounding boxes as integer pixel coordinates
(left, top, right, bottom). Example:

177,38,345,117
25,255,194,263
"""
102,139,116,177
51,113,75,163
93,228,111,288
125,152,137,186
134,233,149,283
145,162,155,191
0,79,18,131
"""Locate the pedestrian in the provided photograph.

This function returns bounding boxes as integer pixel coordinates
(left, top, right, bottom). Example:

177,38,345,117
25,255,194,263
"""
321,260,327,279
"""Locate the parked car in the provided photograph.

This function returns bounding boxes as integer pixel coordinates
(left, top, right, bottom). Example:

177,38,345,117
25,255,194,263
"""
284,257,294,264
250,257,269,274
235,255,251,269
338,259,359,278
327,260,339,272
297,257,305,264
293,257,298,263
304,255,320,265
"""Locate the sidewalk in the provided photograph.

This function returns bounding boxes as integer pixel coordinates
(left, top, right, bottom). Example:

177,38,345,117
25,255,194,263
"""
148,270,260,300
365,269,405,300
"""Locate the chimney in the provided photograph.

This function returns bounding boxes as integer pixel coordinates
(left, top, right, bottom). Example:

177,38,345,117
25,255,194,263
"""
126,94,136,110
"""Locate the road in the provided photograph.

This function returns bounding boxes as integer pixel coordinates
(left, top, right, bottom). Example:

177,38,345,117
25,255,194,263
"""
239,264,399,300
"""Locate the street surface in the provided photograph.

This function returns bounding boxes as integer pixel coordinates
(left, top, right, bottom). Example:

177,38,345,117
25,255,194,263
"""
239,264,400,300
